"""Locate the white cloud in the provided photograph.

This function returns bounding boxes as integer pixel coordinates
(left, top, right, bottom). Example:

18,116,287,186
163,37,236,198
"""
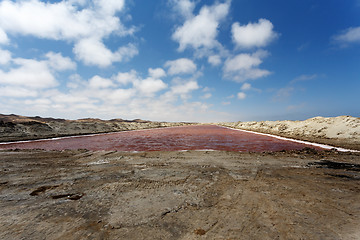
170,80,199,99
202,87,211,92
0,0,131,40
106,88,135,103
0,0,136,67
208,55,222,66
89,75,114,89
290,74,318,84
66,74,86,89
165,58,197,75
73,38,138,67
0,68,222,121
172,1,230,51
94,0,125,15
0,86,38,97
114,70,139,85
232,18,278,48
45,52,76,71
25,98,52,105
169,0,195,19
0,52,77,98
115,43,139,61
223,50,271,82
241,83,251,91
0,48,11,64
274,87,294,101
51,92,92,104
237,92,246,100
0,58,58,89
0,28,8,44
201,93,212,99
134,78,168,95
148,68,166,79
332,26,360,46
73,38,113,67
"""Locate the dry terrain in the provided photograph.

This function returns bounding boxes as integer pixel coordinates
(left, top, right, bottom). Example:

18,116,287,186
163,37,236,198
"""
219,116,360,151
0,114,195,142
1,114,359,239
0,149,359,239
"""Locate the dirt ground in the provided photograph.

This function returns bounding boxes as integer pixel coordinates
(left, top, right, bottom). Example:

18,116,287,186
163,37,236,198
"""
1,149,359,239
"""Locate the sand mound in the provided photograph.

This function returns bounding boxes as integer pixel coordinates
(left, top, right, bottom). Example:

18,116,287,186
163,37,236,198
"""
0,114,195,142
220,116,360,151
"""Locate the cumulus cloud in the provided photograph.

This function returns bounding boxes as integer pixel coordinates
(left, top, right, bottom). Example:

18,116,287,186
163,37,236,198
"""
223,50,271,82
165,58,197,75
106,88,135,103
0,48,11,65
0,66,218,121
0,58,58,89
94,0,125,15
237,92,246,100
0,28,8,44
89,75,115,89
169,0,195,19
172,0,230,51
114,70,139,85
170,80,199,99
232,19,278,49
241,83,251,91
0,0,131,39
0,86,38,97
0,51,78,98
134,78,168,96
0,0,137,67
74,39,138,67
45,52,76,71
201,93,212,99
332,26,360,47
208,55,222,66
7,71,208,121
148,68,166,79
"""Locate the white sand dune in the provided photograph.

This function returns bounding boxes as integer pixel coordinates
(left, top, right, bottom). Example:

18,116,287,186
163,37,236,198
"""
219,116,360,151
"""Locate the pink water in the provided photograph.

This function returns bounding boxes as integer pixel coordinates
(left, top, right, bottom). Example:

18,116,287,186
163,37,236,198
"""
0,125,324,152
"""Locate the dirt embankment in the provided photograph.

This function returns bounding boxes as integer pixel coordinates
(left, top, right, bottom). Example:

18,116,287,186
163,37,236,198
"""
0,149,359,239
219,116,360,151
0,114,195,142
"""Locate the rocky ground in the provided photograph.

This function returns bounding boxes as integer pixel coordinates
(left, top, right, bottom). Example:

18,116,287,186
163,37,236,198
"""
0,114,195,142
1,149,359,239
219,116,360,151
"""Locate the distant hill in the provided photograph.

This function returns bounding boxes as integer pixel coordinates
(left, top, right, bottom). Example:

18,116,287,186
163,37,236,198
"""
0,114,194,142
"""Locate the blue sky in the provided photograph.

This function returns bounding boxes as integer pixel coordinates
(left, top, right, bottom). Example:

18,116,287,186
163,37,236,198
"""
0,0,359,122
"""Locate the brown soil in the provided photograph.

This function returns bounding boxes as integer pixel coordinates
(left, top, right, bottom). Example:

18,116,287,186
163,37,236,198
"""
1,149,359,239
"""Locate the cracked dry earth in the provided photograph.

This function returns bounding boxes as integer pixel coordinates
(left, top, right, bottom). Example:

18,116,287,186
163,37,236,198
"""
0,149,360,239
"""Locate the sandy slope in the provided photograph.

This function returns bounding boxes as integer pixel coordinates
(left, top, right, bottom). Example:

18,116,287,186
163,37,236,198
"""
219,116,360,151
0,114,195,142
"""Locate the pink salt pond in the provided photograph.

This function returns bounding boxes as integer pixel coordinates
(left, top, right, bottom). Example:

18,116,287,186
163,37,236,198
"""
0,125,325,152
